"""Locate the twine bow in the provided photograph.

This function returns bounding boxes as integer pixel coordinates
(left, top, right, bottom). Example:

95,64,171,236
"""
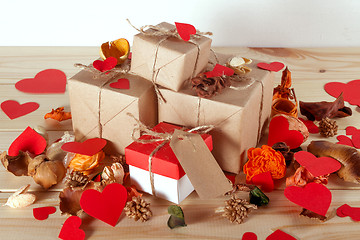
74,62,130,79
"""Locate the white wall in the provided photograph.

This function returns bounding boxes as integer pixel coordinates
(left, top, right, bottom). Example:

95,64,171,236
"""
1,0,360,47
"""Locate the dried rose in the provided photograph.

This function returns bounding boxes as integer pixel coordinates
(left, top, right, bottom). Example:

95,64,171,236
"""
68,151,105,176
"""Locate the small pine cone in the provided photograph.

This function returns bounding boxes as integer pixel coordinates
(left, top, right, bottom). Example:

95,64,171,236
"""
110,155,129,173
124,197,152,222
222,196,257,224
319,117,338,137
64,171,89,188
191,73,231,98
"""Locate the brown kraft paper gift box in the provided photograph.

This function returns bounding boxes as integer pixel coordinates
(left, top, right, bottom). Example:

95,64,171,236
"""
68,68,157,155
130,22,212,92
158,53,274,174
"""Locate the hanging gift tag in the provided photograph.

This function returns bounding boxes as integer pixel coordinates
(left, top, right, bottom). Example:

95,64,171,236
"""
170,129,233,199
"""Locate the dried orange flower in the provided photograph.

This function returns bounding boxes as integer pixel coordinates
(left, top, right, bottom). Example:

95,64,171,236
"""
100,38,130,65
286,166,329,187
44,107,72,121
68,151,105,175
243,145,286,182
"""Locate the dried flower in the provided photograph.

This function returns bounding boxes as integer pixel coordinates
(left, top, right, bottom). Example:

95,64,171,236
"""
68,151,105,175
221,196,257,224
100,38,130,65
275,114,309,142
46,131,75,162
44,107,72,121
101,162,125,185
64,170,90,188
4,185,36,208
124,197,152,222
110,155,128,172
126,185,143,202
227,56,252,74
272,142,294,165
286,166,329,187
191,72,231,98
1,151,32,176
319,117,338,137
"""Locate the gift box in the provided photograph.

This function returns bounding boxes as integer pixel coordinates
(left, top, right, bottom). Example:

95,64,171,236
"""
130,22,212,92
158,54,274,174
68,67,157,155
125,122,213,203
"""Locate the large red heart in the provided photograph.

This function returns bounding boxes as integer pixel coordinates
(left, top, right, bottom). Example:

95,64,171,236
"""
324,80,360,106
266,230,297,240
251,172,274,192
109,78,130,89
205,64,234,78
267,116,304,149
175,22,196,41
1,100,39,120
242,232,257,240
15,69,66,94
58,216,85,240
33,206,56,220
284,182,332,216
61,138,107,156
294,151,341,177
80,183,127,227
257,62,285,72
93,57,117,72
8,127,47,156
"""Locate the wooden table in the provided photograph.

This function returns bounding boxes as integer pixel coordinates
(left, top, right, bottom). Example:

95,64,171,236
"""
0,47,359,240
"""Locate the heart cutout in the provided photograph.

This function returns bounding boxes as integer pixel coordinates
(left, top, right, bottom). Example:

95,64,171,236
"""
58,216,85,240
294,151,341,177
266,230,297,240
205,64,234,78
251,172,274,192
337,204,360,221
257,62,285,72
15,69,66,94
299,118,319,134
175,22,196,41
109,78,130,89
1,100,39,120
336,135,355,147
242,232,257,240
61,138,107,156
8,127,47,156
284,182,332,216
33,206,56,220
324,80,360,106
93,57,117,72
268,116,304,149
80,183,127,226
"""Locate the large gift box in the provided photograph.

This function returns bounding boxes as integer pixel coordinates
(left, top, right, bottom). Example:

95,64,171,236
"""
125,122,213,203
130,22,212,92
68,68,158,155
158,54,274,174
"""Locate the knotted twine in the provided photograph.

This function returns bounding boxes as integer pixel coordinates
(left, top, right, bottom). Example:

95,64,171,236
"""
127,113,214,196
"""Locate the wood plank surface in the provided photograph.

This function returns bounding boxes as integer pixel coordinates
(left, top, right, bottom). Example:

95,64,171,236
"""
0,47,360,240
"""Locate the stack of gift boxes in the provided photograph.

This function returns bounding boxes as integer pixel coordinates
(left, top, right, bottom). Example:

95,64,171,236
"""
68,22,274,203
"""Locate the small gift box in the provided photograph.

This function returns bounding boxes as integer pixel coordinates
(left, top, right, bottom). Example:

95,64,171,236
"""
130,22,212,92
125,122,213,203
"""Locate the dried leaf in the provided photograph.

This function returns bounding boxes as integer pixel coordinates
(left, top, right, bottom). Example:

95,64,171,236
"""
4,184,36,208
1,151,31,176
167,205,186,229
300,208,327,221
249,187,269,206
126,185,143,202
101,162,125,185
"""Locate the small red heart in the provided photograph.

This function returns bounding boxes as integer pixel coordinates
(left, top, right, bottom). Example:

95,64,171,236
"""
58,216,85,240
284,182,332,216
299,118,319,134
8,126,47,156
1,100,39,120
336,135,355,147
257,62,285,72
175,22,196,41
109,78,130,89
15,69,67,94
61,138,107,156
225,173,236,185
337,204,360,221
242,232,257,240
336,204,352,218
266,230,297,240
33,206,56,220
294,151,341,177
324,80,360,106
80,183,127,227
93,57,117,72
268,116,304,149
345,126,360,148
251,172,274,192
205,64,234,78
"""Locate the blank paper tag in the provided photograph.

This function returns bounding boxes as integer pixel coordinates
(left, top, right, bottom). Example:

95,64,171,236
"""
170,129,233,199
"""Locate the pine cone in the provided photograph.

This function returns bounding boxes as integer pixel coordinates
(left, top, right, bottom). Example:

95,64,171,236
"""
222,196,257,224
124,197,152,222
191,73,231,98
319,117,338,137
64,171,89,188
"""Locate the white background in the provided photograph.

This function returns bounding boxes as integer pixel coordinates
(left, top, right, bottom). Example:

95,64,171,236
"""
1,0,360,47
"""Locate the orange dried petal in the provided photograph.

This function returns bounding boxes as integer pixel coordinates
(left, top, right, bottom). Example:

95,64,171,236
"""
100,38,130,65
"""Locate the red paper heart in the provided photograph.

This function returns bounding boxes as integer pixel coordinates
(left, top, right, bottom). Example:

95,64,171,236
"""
336,135,355,147
345,126,360,148
1,100,39,120
242,232,257,240
205,64,234,78
268,116,304,149
336,204,351,217
346,126,360,136
33,206,56,220
294,151,341,177
257,62,285,72
15,69,66,94
58,216,85,240
61,138,107,156
93,57,117,72
175,22,196,41
109,78,130,89
80,183,127,226
8,127,47,156
251,172,274,192
299,117,319,134
284,182,332,216
337,204,360,221
266,230,297,240
324,80,360,106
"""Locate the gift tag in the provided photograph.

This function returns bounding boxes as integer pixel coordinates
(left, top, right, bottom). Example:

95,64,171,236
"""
170,130,233,199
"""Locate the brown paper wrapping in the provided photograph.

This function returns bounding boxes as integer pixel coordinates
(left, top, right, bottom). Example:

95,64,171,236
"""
130,22,212,92
68,68,158,155
158,54,274,174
